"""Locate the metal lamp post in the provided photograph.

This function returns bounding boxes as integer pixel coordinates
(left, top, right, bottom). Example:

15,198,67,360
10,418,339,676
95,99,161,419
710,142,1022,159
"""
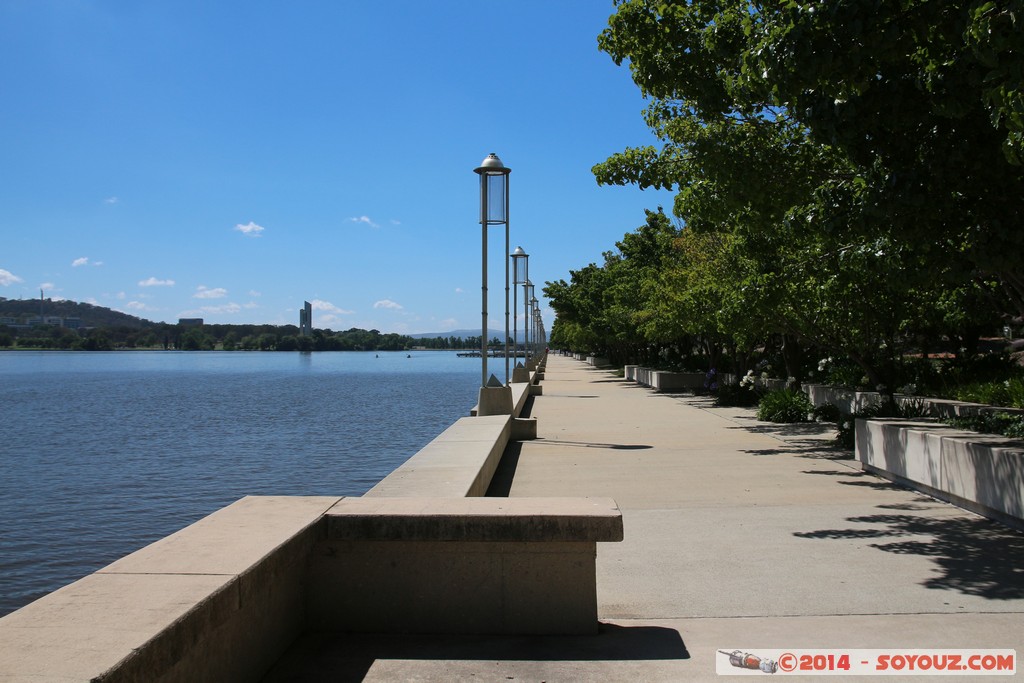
511,247,528,369
473,152,511,388
473,153,514,416
524,280,534,365
531,296,540,364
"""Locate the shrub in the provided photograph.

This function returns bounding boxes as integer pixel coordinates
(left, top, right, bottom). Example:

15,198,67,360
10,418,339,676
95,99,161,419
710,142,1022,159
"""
757,389,814,423
715,383,761,407
811,402,841,424
944,411,1024,438
954,378,1024,409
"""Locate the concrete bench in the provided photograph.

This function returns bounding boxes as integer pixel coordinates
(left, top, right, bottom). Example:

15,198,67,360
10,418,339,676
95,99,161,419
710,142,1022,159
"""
856,418,1024,530
307,496,624,635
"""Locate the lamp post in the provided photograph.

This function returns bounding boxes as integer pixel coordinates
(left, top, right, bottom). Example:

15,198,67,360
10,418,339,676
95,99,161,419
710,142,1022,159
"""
531,296,540,365
524,279,534,365
473,153,513,416
474,152,511,387
511,246,528,375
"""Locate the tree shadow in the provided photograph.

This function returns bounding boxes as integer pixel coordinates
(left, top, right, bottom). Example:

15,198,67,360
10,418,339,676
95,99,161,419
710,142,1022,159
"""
795,513,1024,599
741,441,852,461
263,623,690,682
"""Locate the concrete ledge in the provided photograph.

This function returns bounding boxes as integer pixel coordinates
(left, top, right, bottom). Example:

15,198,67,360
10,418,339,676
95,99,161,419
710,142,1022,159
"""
365,415,512,498
856,419,1024,530
0,496,339,683
323,496,623,542
307,497,622,635
512,416,538,441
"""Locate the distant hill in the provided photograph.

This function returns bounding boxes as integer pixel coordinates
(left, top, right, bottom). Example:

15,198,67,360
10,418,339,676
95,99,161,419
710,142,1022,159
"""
0,297,156,329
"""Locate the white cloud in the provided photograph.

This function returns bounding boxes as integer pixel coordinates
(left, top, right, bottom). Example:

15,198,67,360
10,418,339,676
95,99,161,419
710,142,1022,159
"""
194,286,228,299
348,216,379,229
0,269,24,286
440,318,458,329
311,299,353,314
373,299,403,310
234,221,265,237
139,277,175,287
72,257,89,267
125,301,154,311
104,197,119,205
454,287,464,293
248,290,262,297
40,282,56,291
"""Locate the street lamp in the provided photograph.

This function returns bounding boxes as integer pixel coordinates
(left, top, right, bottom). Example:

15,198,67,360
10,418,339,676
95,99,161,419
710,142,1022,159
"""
474,153,513,416
531,296,540,366
511,246,528,373
524,279,534,365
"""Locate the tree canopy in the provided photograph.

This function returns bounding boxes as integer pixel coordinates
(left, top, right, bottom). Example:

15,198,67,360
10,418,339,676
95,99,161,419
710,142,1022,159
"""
545,1,1020,393
594,0,1024,312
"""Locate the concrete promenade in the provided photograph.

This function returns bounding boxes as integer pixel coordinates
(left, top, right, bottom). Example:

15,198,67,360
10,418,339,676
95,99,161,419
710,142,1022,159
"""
267,355,1024,681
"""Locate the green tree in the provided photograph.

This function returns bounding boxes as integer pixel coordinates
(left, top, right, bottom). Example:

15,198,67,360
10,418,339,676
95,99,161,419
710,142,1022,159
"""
596,0,1024,314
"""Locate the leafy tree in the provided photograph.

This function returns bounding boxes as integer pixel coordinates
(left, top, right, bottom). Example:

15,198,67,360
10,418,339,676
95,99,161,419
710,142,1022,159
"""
596,0,1024,315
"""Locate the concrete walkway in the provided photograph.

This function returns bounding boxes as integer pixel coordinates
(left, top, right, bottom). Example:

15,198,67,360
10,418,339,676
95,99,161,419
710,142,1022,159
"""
266,355,1024,682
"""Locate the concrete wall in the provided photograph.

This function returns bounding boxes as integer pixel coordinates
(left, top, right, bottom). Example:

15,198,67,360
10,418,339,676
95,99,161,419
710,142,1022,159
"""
856,419,1024,531
625,366,789,394
0,496,336,683
803,383,1024,419
307,497,622,635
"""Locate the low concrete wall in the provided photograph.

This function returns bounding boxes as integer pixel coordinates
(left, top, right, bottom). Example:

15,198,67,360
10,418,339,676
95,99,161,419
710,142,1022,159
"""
856,419,1024,530
803,383,1024,419
0,496,337,683
627,367,704,392
365,415,512,498
308,497,623,635
627,366,789,394
804,384,885,416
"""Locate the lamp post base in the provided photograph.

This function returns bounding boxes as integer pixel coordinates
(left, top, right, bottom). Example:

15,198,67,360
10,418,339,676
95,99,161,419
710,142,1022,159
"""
477,384,513,416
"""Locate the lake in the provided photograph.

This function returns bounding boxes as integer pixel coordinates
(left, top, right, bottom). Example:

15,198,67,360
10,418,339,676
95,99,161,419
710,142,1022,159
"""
0,350,481,616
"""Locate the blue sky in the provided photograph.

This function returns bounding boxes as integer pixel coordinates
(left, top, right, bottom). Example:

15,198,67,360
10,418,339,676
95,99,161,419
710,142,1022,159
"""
0,1,674,334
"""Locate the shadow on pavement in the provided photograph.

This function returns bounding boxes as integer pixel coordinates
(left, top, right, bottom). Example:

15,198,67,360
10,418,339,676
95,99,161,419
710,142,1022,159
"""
263,623,689,682
794,513,1024,599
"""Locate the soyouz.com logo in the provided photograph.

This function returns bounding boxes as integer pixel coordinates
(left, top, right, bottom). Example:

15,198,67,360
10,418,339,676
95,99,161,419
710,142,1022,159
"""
716,649,1016,676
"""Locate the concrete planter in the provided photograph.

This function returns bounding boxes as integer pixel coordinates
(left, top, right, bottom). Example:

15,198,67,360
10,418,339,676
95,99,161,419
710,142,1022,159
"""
856,419,1024,530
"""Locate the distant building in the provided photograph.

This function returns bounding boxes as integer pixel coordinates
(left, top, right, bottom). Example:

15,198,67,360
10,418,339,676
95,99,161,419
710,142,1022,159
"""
299,301,312,337
25,316,64,327
178,318,204,327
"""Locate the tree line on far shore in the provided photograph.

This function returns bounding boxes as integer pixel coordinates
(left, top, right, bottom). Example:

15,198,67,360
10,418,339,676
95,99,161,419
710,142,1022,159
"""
0,322,498,352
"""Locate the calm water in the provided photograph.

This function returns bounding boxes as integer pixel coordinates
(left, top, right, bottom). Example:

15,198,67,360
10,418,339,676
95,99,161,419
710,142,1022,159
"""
0,350,480,616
